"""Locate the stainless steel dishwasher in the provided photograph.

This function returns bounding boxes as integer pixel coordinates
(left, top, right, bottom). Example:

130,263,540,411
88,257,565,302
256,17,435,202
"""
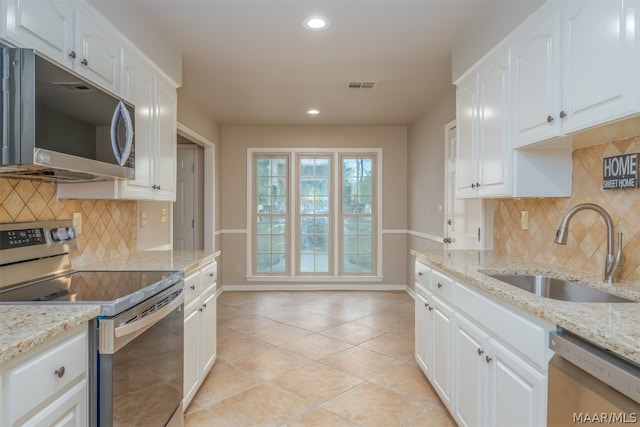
548,330,640,426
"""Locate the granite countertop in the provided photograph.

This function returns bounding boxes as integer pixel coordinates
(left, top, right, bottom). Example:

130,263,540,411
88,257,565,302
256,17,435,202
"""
1,250,220,366
75,250,221,275
412,249,640,366
0,305,100,365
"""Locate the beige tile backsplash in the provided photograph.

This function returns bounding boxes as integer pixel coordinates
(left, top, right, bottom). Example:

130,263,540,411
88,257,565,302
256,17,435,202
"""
0,178,137,265
494,136,640,283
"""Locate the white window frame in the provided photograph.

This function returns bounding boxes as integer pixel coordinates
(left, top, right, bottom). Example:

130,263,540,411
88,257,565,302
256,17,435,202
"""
247,147,383,281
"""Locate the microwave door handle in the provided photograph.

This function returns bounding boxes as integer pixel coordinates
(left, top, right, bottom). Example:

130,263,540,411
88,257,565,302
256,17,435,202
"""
110,101,134,166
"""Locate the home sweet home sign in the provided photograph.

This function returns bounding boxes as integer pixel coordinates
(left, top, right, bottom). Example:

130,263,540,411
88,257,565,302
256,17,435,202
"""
602,153,639,190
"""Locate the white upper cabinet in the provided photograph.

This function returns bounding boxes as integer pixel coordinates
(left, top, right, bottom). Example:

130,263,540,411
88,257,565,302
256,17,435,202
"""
456,49,511,199
153,75,178,201
1,0,75,68
511,4,562,147
512,0,640,148
561,0,640,133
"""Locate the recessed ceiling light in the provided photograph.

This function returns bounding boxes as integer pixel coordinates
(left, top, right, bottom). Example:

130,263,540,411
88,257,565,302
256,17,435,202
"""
307,109,320,115
303,16,330,30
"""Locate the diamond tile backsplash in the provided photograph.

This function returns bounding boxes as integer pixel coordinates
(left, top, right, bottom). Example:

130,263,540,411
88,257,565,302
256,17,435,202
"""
0,178,137,265
494,136,640,283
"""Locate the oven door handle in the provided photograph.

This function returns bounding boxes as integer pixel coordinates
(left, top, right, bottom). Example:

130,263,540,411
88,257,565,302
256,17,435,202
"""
115,294,183,338
100,292,183,354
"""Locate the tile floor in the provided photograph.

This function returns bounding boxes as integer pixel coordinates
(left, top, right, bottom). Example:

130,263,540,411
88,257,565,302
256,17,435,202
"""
184,290,456,427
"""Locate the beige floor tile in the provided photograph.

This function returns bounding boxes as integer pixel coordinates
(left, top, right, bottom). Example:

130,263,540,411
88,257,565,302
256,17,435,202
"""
184,408,232,427
359,333,415,360
218,314,283,334
284,313,345,332
322,382,423,427
402,403,457,427
320,322,385,345
274,362,363,404
209,383,310,426
320,346,397,380
254,304,315,322
217,292,266,307
217,332,275,362
354,309,414,333
280,333,353,360
248,322,312,346
231,346,313,380
216,304,244,322
370,360,438,404
193,361,263,407
282,408,358,427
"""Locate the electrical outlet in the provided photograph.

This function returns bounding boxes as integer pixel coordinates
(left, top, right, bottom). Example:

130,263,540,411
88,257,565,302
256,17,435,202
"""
438,204,443,215
161,208,168,223
141,211,147,227
72,212,82,235
521,211,529,230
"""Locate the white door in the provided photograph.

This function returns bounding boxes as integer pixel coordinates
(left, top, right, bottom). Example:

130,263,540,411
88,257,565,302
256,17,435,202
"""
444,121,484,249
173,147,195,251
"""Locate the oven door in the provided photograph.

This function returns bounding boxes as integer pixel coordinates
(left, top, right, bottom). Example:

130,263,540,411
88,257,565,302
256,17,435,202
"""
97,283,184,427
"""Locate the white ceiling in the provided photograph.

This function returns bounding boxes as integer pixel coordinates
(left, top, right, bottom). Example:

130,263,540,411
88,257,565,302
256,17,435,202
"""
132,0,541,126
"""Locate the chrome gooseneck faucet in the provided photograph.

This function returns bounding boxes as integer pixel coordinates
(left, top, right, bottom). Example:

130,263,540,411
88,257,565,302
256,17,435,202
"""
554,203,625,283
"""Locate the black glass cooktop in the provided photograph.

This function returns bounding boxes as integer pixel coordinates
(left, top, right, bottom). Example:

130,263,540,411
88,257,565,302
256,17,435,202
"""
0,270,183,316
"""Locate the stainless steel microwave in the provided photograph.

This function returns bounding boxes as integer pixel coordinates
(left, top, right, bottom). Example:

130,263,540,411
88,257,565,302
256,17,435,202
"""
1,47,135,183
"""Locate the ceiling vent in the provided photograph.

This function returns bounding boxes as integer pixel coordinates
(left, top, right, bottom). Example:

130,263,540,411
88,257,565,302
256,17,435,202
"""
347,81,376,90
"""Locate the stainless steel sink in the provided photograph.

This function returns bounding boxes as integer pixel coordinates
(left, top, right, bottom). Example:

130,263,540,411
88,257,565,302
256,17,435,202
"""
483,273,635,303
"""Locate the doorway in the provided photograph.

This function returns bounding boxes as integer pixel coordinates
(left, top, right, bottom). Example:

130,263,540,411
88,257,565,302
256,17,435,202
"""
173,139,204,250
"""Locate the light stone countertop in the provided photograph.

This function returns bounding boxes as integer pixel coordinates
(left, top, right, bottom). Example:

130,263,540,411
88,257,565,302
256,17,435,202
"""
412,249,640,366
74,250,221,275
0,305,100,365
1,250,219,366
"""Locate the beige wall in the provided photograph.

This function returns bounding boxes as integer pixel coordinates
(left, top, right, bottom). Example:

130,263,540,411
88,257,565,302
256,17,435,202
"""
406,88,456,289
494,135,640,283
220,125,408,287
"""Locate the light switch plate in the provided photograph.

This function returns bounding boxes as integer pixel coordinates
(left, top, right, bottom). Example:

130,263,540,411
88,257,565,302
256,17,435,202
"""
521,211,529,230
72,212,82,235
161,209,168,223
141,211,147,227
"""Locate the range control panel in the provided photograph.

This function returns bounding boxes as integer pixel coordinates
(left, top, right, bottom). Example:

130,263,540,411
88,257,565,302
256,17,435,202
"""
0,221,78,265
0,227,46,249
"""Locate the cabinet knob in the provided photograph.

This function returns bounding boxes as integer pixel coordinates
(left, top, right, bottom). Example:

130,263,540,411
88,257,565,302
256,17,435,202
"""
477,348,484,356
54,366,66,378
476,182,480,187
424,302,428,308
485,355,493,364
157,185,161,190
190,285,195,290
68,51,76,59
443,237,451,244
471,183,476,188
428,306,433,312
198,307,204,312
418,272,423,276
547,115,554,123
209,273,214,277
437,282,443,289
559,110,566,119
81,58,88,66
203,303,207,309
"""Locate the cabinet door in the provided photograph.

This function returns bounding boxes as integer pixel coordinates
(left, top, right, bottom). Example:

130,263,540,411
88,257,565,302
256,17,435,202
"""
561,0,640,133
22,380,87,427
454,314,489,427
431,295,453,409
489,339,547,427
120,50,155,199
153,76,178,201
478,51,510,197
1,0,74,67
455,74,479,198
74,3,120,93
201,290,217,376
511,3,562,147
414,290,430,377
183,303,200,408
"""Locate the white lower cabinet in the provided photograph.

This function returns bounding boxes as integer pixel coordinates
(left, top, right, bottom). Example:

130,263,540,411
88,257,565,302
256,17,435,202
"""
1,324,89,427
414,262,552,426
183,261,217,409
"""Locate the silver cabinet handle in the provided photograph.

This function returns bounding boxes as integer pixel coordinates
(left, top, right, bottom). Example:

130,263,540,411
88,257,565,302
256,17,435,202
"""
424,302,428,308
55,366,66,378
81,58,88,66
559,110,566,119
486,355,492,364
547,115,554,123
437,283,443,289
190,285,195,290
209,273,214,277
428,306,433,312
68,51,76,59
477,348,484,356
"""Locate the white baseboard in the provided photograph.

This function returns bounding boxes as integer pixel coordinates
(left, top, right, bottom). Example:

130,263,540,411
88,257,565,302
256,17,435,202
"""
220,283,409,292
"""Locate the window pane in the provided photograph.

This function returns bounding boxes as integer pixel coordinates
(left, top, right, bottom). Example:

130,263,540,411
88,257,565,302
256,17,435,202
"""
257,235,271,252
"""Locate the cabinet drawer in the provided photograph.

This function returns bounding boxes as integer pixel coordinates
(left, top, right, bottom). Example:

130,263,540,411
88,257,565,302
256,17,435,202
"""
201,262,217,292
184,271,201,305
4,326,87,424
414,261,430,288
455,282,551,370
431,269,454,303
